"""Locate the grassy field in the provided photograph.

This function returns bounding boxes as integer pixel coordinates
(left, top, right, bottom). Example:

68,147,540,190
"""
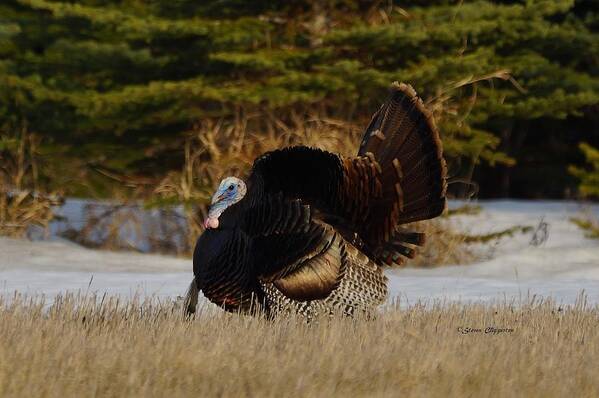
0,295,597,398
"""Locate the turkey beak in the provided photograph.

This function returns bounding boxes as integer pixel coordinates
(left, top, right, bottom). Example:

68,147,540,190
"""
214,194,225,204
211,192,227,205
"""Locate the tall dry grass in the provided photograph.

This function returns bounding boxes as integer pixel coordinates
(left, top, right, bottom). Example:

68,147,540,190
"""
0,294,597,397
407,218,475,266
0,128,60,238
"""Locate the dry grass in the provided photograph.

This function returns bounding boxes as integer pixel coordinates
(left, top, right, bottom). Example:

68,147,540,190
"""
155,112,362,199
571,208,599,240
0,190,56,238
1,294,598,397
408,218,476,266
0,128,60,238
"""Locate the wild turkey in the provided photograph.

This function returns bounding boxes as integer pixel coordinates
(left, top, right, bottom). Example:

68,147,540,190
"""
184,82,447,318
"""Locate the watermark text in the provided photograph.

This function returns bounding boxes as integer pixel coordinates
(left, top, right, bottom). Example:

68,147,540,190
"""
457,326,514,335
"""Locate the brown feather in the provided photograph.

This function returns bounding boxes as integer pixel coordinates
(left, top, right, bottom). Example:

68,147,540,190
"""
272,229,342,301
263,237,388,318
356,82,447,254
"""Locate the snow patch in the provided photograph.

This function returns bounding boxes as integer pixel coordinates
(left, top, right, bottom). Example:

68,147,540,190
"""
1,200,598,307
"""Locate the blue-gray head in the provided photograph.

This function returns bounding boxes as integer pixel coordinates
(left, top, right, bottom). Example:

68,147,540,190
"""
204,177,247,229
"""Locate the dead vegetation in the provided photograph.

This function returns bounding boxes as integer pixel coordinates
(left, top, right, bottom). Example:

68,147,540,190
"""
0,128,60,238
571,209,599,240
406,218,475,266
0,294,597,397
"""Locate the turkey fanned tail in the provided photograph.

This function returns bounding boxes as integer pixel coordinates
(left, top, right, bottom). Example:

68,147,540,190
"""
358,82,447,266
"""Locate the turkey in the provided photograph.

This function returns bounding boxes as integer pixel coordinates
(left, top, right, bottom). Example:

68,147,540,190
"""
184,82,447,318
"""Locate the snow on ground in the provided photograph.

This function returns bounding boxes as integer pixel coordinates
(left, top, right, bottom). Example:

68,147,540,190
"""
0,236,190,300
1,200,598,307
390,200,599,306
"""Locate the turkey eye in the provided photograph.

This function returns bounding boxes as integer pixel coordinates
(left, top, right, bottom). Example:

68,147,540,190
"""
228,185,234,191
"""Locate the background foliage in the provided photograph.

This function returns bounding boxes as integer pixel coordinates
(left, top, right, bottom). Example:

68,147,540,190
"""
570,142,599,198
1,0,598,200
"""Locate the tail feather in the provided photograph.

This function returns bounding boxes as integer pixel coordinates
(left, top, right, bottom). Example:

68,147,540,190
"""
373,228,429,266
358,82,446,265
183,278,199,318
397,201,446,225
394,231,426,246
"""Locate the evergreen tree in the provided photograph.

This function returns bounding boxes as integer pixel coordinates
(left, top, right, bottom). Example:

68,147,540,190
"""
570,143,599,198
0,0,597,198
